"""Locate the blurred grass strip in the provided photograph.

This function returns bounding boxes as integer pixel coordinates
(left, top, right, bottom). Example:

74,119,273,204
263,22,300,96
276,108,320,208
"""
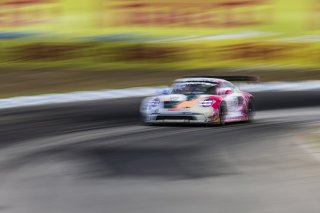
0,68,319,98
1,39,320,70
0,39,319,98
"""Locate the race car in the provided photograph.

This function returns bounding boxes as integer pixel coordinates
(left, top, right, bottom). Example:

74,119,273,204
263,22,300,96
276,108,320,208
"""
140,76,257,125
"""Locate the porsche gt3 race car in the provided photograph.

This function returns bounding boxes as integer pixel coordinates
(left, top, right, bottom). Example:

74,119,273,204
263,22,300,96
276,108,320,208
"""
140,76,257,125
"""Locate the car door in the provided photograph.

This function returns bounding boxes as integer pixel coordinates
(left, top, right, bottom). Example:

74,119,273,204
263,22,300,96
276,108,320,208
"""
221,82,242,118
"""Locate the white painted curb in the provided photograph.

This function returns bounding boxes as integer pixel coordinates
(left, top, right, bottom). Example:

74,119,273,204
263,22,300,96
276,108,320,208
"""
0,81,319,110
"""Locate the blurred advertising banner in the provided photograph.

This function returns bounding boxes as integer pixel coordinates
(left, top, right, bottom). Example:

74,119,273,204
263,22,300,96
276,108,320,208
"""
0,0,317,36
0,0,93,35
0,0,320,68
0,0,61,32
99,0,272,33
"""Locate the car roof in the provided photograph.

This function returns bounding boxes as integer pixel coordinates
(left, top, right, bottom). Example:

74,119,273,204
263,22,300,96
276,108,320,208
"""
174,77,225,84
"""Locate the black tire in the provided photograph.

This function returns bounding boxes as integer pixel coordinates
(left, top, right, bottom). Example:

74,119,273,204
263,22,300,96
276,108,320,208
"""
219,102,227,126
141,115,152,125
247,98,255,123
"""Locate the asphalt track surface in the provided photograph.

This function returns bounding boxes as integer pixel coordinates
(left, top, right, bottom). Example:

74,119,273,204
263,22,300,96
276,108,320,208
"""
0,91,320,213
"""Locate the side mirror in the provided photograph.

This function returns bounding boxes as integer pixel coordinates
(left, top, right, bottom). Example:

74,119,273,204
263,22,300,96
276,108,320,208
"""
224,89,233,95
157,88,171,95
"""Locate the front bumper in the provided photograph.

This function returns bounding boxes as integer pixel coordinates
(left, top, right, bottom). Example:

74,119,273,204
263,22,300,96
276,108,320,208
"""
144,112,208,123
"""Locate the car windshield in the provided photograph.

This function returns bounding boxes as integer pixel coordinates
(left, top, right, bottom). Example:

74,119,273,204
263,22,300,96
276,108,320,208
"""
171,83,218,95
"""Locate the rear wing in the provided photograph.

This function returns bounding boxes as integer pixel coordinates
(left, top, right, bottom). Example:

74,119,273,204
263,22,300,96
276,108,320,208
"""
184,76,260,83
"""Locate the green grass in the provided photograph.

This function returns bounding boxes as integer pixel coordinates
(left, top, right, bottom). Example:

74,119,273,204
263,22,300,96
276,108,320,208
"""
0,67,319,98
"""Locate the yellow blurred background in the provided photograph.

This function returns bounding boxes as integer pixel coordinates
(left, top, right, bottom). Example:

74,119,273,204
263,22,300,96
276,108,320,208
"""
0,0,320,69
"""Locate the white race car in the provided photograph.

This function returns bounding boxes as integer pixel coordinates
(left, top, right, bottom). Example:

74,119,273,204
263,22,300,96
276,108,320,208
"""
140,76,257,125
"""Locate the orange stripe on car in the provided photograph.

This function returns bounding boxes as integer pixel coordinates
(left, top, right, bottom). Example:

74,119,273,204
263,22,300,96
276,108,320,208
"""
175,98,200,109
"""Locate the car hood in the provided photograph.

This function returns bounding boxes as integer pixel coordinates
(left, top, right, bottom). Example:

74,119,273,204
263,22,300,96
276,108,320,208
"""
151,94,210,110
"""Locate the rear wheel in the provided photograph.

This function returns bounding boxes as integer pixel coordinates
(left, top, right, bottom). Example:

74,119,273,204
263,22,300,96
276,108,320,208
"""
219,102,227,126
247,98,255,122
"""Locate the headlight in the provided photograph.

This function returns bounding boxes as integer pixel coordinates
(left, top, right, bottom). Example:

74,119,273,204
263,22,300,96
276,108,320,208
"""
148,98,160,107
199,99,215,107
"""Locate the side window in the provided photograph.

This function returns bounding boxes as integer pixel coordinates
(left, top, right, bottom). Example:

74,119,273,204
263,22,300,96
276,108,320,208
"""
207,86,218,95
222,81,235,89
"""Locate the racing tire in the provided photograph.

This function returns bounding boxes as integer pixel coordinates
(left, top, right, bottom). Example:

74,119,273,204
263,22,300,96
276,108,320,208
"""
219,102,227,126
142,117,155,126
247,98,255,123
